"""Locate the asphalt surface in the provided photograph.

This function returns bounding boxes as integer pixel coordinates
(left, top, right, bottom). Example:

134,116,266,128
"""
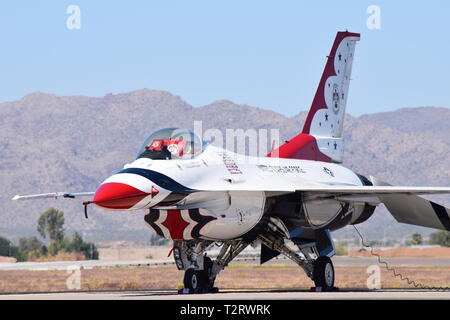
1,256,450,300
1,288,450,300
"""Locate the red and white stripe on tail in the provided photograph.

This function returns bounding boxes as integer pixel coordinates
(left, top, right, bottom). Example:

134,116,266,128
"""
268,31,360,163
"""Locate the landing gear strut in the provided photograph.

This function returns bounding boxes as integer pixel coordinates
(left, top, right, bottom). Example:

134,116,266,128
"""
256,217,338,291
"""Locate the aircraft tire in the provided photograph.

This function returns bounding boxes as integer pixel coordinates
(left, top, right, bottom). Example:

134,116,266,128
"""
183,258,214,293
184,268,205,291
313,256,335,288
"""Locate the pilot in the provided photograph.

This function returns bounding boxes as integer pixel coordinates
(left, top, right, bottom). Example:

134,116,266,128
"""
139,143,172,160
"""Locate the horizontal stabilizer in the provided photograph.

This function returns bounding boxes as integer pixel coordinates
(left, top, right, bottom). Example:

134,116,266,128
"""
370,177,450,231
380,194,450,231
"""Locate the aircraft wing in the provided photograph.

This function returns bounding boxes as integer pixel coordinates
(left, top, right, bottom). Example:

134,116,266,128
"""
296,185,450,195
12,192,95,201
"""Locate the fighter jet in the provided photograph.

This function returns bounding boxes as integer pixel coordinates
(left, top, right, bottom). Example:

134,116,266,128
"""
13,31,450,292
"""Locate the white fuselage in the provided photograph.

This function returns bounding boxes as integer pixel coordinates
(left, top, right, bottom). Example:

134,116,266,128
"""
100,145,365,240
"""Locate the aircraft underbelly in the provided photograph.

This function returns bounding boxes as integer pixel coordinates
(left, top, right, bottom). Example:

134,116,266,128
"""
144,191,265,241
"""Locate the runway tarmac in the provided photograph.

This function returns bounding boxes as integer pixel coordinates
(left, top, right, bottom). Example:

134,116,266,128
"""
2,256,450,271
1,288,450,300
1,256,449,300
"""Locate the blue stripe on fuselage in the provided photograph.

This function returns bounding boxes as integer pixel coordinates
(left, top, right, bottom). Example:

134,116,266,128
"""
117,168,196,192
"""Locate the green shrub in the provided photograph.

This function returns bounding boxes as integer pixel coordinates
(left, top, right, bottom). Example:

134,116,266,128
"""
429,230,450,247
335,244,348,256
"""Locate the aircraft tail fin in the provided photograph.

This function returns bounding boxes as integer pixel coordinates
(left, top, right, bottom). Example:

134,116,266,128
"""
268,31,360,163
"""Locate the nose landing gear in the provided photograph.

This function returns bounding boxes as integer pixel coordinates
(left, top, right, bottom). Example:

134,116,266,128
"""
175,240,249,294
183,257,217,293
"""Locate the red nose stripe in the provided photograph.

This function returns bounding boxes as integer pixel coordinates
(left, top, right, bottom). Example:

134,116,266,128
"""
93,182,149,209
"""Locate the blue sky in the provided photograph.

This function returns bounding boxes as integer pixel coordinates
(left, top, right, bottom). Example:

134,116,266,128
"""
0,1,449,116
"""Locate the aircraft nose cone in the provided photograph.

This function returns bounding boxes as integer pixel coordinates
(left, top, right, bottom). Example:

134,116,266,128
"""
93,182,150,210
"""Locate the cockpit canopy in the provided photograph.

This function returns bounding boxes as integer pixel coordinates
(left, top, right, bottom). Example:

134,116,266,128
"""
136,128,204,160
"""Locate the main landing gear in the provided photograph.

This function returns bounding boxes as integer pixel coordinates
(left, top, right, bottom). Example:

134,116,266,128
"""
256,218,338,292
173,223,338,293
313,256,335,289
174,240,249,294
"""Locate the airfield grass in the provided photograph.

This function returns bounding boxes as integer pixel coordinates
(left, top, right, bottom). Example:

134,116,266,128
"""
1,264,450,293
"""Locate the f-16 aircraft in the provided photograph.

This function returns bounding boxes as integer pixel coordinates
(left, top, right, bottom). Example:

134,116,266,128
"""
13,31,450,292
